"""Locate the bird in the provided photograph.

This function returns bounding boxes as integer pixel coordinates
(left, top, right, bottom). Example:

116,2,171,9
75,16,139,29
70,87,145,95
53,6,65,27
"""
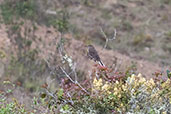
86,45,104,66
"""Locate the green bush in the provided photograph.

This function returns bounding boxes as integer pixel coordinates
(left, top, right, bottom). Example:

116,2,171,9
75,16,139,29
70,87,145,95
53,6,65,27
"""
1,65,170,113
39,65,171,113
0,0,36,24
0,0,70,32
47,10,70,32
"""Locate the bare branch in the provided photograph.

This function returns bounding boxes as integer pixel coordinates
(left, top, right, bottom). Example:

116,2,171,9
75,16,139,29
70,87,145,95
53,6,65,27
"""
88,71,92,80
57,32,64,58
95,70,99,79
45,31,89,95
45,89,57,100
75,81,89,94
100,27,117,49
114,58,123,73
45,88,74,108
43,58,51,68
60,67,75,84
57,38,89,94
66,92,74,105
60,67,89,94
100,27,108,40
72,63,78,82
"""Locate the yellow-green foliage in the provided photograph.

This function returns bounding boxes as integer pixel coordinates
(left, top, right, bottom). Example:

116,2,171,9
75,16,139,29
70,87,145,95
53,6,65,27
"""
132,33,153,46
92,73,171,113
1,73,170,114
0,50,6,59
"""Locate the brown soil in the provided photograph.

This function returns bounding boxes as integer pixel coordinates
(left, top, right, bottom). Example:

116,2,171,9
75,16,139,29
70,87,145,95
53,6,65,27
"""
0,23,169,80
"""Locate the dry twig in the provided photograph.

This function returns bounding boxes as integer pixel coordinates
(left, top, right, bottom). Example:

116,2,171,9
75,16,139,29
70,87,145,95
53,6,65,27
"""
100,27,117,49
60,67,89,94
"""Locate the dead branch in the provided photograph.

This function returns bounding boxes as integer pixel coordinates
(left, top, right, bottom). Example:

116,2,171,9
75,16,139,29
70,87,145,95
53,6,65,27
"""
114,57,123,73
44,32,89,99
44,88,74,108
60,67,75,84
100,27,117,49
60,67,89,94
57,39,89,94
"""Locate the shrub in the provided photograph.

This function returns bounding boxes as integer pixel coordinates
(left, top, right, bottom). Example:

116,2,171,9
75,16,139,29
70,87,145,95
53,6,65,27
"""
0,81,27,114
0,0,70,32
40,64,171,113
1,64,170,113
0,0,36,24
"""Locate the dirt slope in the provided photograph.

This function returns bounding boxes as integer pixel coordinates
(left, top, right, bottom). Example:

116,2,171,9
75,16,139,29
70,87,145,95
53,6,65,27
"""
0,24,169,80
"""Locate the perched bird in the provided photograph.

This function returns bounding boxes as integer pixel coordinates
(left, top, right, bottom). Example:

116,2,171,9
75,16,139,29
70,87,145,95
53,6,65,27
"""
86,45,104,66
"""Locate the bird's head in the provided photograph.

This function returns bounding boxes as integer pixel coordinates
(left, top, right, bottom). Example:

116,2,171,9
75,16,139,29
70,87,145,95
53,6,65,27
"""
85,44,94,48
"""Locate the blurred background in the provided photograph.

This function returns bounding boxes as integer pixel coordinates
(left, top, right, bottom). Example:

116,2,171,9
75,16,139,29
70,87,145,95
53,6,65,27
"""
0,0,171,109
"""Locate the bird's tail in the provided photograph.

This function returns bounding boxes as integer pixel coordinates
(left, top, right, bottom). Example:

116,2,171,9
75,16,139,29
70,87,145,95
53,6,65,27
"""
98,60,105,67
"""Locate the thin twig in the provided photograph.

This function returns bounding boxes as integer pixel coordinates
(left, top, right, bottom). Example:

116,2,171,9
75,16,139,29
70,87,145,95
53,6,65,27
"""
45,89,57,100
43,58,51,68
66,92,74,105
114,58,123,72
44,58,58,76
75,81,89,94
60,67,89,94
72,63,78,82
58,40,89,94
95,70,99,79
100,27,117,49
60,67,75,84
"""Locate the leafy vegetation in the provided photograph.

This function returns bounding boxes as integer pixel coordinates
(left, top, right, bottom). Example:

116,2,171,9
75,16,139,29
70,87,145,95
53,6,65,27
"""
0,0,70,32
47,10,70,33
0,0,171,113
1,65,170,114
0,81,27,114
0,0,36,24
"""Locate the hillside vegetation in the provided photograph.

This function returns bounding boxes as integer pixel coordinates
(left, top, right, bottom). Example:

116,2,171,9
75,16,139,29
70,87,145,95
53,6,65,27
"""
0,0,171,114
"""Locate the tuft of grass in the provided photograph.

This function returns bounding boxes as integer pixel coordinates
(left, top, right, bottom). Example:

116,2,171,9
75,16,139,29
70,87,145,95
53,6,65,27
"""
0,1,13,24
122,20,133,31
165,31,171,40
162,42,171,53
160,0,171,4
162,31,171,53
0,50,6,59
132,33,153,49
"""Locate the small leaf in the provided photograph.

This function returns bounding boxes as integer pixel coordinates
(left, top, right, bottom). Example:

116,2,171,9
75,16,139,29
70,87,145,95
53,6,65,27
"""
57,88,63,99
62,104,69,110
33,97,37,105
